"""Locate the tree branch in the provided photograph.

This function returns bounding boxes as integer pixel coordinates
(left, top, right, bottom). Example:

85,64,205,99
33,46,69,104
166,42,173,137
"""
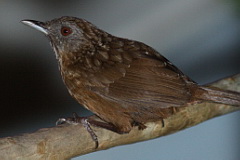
0,74,239,160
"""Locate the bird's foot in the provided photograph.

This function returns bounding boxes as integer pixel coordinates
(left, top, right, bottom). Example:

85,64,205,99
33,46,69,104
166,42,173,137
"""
56,112,99,148
56,112,125,148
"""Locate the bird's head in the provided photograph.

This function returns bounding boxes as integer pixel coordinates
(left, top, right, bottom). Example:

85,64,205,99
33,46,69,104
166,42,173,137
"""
22,16,106,59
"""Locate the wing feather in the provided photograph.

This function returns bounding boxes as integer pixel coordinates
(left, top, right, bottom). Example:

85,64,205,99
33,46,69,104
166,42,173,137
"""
91,56,192,109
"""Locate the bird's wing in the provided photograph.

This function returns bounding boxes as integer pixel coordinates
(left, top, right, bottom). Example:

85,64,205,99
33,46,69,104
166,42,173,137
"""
90,54,193,109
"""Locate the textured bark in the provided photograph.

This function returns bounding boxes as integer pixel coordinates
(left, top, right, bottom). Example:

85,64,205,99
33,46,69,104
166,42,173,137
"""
0,74,239,160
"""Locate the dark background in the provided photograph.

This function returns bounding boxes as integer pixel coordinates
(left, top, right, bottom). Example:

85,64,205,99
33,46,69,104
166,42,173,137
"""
0,1,239,160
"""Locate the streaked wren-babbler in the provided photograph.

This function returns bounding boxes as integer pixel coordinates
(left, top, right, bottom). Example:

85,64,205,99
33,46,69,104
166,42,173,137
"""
22,17,240,147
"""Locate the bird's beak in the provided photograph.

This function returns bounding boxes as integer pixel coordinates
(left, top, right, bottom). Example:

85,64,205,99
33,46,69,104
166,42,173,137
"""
21,19,48,35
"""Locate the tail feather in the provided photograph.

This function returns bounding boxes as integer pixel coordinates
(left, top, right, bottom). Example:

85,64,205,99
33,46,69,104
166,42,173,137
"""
194,86,240,106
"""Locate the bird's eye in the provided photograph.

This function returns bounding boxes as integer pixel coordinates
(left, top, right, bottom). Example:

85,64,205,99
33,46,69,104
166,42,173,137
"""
61,27,72,36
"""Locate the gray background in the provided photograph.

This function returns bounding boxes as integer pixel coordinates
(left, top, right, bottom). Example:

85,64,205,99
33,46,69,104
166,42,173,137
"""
0,0,240,159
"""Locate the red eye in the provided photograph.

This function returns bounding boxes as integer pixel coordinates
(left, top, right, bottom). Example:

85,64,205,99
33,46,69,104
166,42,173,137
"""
61,27,72,36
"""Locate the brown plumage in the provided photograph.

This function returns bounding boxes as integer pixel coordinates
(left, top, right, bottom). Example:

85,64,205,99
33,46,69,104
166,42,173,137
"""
22,16,240,134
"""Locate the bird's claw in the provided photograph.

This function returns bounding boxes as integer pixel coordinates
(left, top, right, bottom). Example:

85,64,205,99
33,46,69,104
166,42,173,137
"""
56,113,99,149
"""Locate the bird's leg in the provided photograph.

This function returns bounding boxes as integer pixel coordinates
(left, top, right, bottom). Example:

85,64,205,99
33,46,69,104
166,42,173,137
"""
86,117,125,134
56,112,99,148
56,112,124,148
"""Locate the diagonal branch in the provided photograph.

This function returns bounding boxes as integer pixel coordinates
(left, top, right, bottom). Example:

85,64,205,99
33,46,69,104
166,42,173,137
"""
0,74,239,160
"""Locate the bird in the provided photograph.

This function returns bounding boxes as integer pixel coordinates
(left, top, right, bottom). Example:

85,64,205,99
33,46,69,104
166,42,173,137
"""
21,16,240,147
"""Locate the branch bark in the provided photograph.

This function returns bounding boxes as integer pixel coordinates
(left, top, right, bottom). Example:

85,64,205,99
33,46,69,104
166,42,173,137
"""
0,74,240,160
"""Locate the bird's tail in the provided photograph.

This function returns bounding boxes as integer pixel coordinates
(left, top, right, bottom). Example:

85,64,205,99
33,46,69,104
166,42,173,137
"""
193,86,240,106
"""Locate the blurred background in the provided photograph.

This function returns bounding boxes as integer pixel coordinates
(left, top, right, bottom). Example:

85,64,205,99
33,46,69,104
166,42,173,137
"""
0,0,240,159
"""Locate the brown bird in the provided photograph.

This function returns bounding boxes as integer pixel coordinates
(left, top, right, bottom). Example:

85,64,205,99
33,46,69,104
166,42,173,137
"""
21,16,240,145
